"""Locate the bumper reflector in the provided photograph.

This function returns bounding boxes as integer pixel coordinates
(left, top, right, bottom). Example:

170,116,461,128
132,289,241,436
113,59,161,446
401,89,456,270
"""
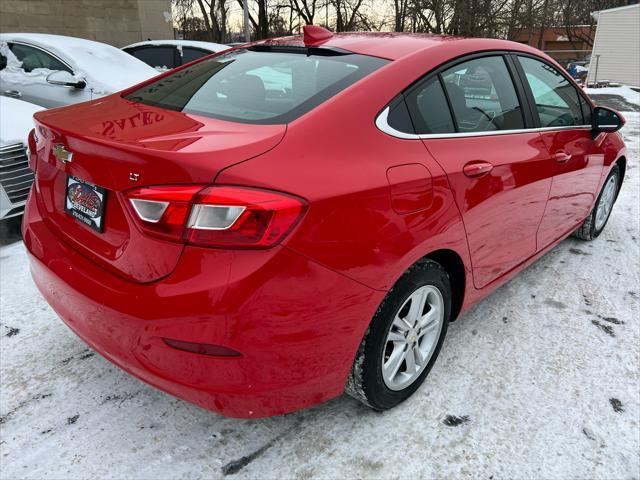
163,338,242,357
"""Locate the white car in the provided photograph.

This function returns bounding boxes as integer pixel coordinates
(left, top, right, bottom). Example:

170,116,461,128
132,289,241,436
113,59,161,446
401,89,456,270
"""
122,40,228,71
0,33,158,108
0,96,43,219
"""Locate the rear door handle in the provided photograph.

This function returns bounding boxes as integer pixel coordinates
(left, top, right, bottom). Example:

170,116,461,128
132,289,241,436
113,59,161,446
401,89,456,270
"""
3,90,22,98
554,151,572,163
463,160,494,178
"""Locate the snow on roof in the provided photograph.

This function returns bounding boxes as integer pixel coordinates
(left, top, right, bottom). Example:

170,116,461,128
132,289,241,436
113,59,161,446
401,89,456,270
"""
123,39,229,53
0,96,43,147
0,33,158,94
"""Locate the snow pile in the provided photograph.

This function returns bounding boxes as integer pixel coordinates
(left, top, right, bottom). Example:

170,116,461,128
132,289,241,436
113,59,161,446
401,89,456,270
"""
0,34,158,95
0,41,20,68
0,96,43,147
585,85,640,105
0,41,57,89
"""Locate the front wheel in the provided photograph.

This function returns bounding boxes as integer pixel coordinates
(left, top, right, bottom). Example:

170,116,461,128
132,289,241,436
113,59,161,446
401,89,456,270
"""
573,164,621,241
345,259,451,410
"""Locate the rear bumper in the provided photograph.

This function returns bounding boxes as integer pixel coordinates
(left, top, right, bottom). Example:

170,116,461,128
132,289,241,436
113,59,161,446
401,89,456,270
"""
23,194,382,418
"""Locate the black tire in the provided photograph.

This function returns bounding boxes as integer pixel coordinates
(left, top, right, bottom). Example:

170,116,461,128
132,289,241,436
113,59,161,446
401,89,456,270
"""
573,164,620,241
0,216,23,246
345,259,451,410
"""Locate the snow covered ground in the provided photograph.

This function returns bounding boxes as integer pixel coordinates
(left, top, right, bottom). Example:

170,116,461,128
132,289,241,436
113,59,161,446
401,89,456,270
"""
586,86,640,106
1,97,639,479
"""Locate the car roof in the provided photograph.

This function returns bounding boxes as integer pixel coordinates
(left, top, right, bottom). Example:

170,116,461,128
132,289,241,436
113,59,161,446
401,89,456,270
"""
123,39,229,52
259,32,545,61
0,33,122,52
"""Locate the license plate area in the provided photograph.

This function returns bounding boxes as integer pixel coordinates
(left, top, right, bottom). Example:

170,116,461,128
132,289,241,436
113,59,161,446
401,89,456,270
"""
64,175,106,232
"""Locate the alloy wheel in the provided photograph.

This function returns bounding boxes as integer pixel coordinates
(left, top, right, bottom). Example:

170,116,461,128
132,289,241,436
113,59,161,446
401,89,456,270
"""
595,175,618,231
381,285,444,391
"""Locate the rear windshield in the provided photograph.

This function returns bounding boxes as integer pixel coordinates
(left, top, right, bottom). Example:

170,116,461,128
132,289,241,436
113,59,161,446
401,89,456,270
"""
123,48,388,124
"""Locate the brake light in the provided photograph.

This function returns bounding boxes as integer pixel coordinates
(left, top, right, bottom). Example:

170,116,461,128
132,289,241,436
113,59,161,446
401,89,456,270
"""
124,185,307,248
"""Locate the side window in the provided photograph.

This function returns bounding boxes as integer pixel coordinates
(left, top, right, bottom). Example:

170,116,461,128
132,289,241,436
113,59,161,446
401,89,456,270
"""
579,95,592,125
9,43,71,74
441,56,525,132
518,56,584,127
405,76,455,134
131,46,176,70
181,47,210,64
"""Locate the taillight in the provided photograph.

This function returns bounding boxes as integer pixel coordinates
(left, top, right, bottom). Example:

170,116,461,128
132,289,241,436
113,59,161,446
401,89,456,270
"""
126,185,204,242
123,185,307,249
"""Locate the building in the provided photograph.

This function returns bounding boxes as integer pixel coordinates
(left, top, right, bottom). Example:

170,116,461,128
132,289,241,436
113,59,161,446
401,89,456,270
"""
0,0,173,47
587,3,640,87
512,26,595,65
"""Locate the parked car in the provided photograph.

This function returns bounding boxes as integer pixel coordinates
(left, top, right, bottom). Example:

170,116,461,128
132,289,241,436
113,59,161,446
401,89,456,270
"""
23,27,627,418
0,96,42,220
122,40,228,71
0,33,158,108
566,61,589,85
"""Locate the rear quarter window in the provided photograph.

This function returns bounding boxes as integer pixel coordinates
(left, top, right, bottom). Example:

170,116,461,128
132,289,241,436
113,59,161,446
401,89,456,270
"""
124,48,388,124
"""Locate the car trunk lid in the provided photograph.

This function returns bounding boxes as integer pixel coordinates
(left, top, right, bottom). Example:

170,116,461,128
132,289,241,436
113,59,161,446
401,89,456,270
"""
32,95,285,283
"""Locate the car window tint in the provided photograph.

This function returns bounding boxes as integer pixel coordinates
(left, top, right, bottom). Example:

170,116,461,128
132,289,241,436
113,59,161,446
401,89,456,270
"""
387,97,415,133
181,47,210,64
132,46,176,69
125,49,388,124
579,94,592,125
441,56,524,133
518,56,584,127
9,43,71,74
405,76,455,134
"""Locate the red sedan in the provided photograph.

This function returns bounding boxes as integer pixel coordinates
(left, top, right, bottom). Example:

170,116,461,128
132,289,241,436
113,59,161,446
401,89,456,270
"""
23,27,626,418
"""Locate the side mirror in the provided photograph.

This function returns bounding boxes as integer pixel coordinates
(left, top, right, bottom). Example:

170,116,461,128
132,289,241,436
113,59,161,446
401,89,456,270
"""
46,70,86,89
593,106,625,134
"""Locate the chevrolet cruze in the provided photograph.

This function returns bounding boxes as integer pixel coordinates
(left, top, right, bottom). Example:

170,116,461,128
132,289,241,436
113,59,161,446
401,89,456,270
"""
23,27,626,418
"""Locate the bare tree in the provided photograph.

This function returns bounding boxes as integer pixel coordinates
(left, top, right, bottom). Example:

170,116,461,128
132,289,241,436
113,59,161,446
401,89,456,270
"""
536,0,552,49
172,0,633,45
560,0,628,48
506,0,523,39
291,0,319,24
236,0,260,37
393,0,409,31
257,0,270,38
332,0,366,31
173,0,230,42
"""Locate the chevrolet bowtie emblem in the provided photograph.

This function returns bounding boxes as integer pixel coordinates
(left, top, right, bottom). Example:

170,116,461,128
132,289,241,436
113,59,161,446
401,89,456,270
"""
52,144,73,163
